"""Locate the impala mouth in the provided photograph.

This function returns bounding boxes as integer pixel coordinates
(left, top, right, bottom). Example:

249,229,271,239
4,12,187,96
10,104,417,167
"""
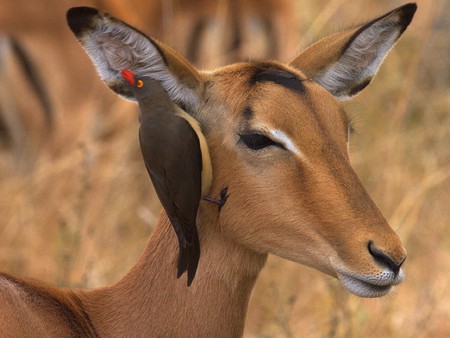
333,266,405,298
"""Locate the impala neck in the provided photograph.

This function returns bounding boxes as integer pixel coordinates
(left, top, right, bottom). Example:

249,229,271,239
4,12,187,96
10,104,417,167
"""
79,209,267,337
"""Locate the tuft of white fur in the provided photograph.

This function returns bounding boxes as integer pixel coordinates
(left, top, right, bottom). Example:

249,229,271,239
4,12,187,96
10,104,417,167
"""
270,129,307,160
331,258,405,298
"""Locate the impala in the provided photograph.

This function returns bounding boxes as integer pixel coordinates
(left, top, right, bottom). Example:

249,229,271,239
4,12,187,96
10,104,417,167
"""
0,3,416,337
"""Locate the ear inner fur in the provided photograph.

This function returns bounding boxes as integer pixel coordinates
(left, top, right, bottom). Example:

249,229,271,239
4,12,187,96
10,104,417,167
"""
66,7,203,114
289,3,417,99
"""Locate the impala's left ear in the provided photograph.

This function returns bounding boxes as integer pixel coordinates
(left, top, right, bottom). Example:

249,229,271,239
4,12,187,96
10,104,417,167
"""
66,7,203,114
290,3,417,100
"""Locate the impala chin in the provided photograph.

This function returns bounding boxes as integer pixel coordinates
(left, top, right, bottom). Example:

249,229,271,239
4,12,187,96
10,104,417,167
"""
331,260,405,298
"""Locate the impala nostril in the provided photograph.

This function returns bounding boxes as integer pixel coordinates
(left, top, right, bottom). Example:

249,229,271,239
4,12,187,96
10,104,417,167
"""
368,241,405,274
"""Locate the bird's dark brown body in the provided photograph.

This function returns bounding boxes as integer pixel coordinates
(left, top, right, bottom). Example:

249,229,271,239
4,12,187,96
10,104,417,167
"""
129,75,204,285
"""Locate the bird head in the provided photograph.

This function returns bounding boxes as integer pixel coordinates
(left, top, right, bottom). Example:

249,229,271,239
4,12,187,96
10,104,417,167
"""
120,69,172,112
122,69,155,97
121,69,140,87
121,69,169,103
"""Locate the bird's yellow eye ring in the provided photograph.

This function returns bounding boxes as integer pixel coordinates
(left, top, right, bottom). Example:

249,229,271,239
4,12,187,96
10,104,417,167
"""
137,79,144,88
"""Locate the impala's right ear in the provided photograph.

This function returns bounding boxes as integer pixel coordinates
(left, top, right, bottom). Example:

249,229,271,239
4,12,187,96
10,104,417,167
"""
289,3,417,101
66,7,203,114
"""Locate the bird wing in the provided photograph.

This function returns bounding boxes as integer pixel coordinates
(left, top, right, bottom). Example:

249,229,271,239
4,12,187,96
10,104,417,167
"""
140,116,203,285
139,115,203,246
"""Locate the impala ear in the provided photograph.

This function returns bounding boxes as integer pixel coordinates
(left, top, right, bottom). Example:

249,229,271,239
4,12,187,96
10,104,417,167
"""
66,7,203,114
289,3,417,100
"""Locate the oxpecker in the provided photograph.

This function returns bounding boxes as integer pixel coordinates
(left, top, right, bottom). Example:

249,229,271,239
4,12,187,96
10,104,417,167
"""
121,69,212,286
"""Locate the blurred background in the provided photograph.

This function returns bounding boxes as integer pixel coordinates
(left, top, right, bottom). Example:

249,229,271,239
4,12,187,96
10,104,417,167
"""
0,0,448,337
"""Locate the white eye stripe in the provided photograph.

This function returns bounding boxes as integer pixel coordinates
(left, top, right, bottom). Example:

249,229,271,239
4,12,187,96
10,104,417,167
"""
270,129,306,159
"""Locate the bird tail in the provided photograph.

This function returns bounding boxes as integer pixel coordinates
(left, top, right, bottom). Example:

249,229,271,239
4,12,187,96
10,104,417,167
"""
176,229,200,286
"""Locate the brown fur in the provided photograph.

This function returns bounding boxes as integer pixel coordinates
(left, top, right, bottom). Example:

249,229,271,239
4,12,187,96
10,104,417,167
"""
0,4,416,336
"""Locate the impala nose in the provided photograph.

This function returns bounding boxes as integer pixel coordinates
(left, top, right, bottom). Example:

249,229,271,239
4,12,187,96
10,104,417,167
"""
368,241,406,274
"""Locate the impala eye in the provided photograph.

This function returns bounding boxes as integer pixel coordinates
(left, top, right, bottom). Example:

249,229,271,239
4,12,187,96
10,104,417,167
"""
240,133,284,151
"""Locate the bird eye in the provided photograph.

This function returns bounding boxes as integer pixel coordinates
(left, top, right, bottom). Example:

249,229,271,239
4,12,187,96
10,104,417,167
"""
137,79,144,88
240,133,283,151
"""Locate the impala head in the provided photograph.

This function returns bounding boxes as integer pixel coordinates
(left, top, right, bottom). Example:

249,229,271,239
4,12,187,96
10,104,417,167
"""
67,3,416,297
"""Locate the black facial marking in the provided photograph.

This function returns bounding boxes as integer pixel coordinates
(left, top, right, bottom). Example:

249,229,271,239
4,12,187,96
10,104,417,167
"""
243,106,253,120
252,67,305,93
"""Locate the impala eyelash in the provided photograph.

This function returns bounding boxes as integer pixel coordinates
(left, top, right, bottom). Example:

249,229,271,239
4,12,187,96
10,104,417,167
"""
239,132,284,151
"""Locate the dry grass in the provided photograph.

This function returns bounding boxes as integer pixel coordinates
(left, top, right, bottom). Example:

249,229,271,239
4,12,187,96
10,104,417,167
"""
0,1,449,337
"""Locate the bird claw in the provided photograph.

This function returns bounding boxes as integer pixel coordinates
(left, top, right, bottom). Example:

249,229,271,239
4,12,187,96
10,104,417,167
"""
203,187,229,212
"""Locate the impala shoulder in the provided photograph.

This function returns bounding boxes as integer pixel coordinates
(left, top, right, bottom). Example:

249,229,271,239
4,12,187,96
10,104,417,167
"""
0,273,98,337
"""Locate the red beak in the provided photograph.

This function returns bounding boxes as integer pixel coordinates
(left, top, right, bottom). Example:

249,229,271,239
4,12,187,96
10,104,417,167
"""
121,69,136,86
